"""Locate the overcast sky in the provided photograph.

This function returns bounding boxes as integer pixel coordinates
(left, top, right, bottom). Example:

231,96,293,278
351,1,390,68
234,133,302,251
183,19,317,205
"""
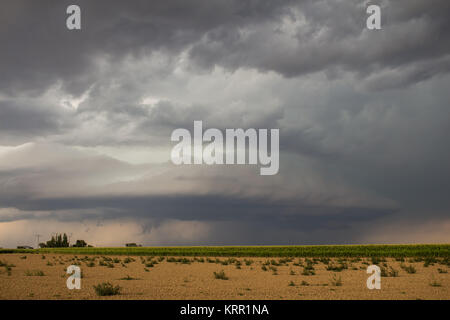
0,0,449,247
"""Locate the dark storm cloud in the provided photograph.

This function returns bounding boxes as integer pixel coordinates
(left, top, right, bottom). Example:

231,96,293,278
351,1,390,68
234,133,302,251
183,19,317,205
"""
0,0,449,245
0,97,74,144
2,0,450,95
0,192,394,233
188,0,450,87
0,0,293,95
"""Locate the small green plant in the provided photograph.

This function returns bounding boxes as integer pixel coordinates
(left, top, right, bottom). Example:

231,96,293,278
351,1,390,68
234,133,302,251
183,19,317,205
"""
429,276,442,287
330,274,342,286
437,268,447,274
93,282,121,296
261,265,267,271
288,281,295,286
326,263,346,272
119,275,138,280
213,270,229,280
388,266,399,277
380,266,399,277
401,263,416,274
301,267,315,276
20,256,27,259
300,280,309,286
424,257,437,267
25,270,45,276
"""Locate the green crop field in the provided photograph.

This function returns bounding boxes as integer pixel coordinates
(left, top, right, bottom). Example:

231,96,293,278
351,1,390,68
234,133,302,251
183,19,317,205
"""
1,244,449,257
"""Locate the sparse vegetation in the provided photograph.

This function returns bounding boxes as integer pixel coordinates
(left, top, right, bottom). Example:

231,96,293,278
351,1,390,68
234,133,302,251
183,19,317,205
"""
330,274,343,286
380,266,399,277
429,276,442,287
93,282,121,296
119,275,138,280
213,270,229,280
401,263,417,274
25,270,45,276
23,244,449,258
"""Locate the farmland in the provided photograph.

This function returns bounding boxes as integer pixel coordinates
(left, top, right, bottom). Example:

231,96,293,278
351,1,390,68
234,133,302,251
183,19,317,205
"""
1,244,449,258
1,245,449,300
0,252,449,300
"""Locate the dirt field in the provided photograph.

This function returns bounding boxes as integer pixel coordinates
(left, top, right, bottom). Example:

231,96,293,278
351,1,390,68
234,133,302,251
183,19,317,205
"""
0,254,448,300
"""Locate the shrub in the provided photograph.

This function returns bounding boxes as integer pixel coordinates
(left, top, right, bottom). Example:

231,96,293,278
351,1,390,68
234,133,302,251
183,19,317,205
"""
326,264,346,272
119,275,138,280
93,282,121,296
213,270,229,280
430,278,442,287
25,270,45,276
401,263,416,274
301,267,315,276
330,274,343,286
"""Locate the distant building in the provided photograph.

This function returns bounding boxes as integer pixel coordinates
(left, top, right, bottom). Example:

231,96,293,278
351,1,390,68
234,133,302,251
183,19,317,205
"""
125,243,142,247
17,245,33,249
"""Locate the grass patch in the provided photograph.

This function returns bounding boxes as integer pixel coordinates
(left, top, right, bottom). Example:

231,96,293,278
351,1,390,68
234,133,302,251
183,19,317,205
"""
381,266,399,277
93,282,121,296
401,263,417,274
25,270,45,276
24,244,450,258
213,270,229,280
330,274,343,286
119,275,139,280
429,276,442,287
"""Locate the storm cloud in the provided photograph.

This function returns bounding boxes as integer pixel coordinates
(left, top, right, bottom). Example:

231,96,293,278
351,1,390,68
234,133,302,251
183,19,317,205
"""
0,0,449,247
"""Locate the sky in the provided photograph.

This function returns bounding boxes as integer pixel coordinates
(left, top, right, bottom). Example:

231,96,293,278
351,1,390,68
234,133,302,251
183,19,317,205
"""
0,0,449,247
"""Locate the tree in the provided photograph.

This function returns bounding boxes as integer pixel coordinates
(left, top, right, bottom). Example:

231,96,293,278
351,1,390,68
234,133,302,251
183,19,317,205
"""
63,233,69,247
45,233,70,248
73,240,87,247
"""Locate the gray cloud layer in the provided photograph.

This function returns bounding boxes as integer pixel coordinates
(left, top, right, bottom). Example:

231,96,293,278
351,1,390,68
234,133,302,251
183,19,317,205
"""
0,0,449,246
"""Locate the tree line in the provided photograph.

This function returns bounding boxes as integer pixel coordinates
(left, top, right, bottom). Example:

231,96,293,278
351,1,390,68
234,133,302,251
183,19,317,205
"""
39,233,91,248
